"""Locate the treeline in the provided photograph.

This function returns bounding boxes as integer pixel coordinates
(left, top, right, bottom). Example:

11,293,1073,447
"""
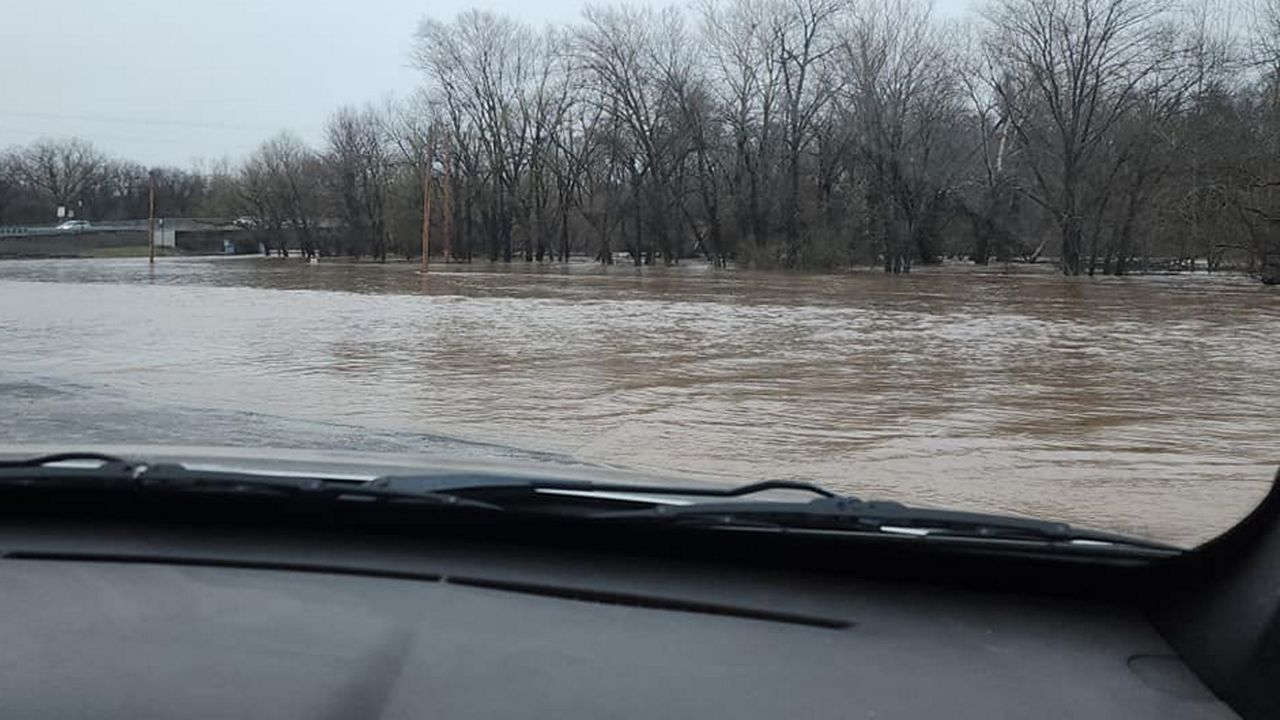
3,0,1279,282
0,139,211,225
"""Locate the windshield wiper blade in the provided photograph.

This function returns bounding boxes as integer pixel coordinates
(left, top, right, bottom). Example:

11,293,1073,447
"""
0,453,829,510
0,452,132,469
0,457,502,510
0,454,1167,549
368,476,1169,549
0,453,142,484
585,497,1178,551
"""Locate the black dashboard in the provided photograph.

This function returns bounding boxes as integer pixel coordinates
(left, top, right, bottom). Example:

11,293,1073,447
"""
0,517,1245,719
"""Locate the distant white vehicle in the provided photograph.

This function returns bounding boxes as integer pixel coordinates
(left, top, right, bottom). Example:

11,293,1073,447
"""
56,220,90,231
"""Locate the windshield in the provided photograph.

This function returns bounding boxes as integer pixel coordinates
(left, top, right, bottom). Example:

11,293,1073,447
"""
1,0,1276,548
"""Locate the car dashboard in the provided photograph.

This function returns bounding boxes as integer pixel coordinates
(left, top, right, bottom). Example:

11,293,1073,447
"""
0,518,1242,720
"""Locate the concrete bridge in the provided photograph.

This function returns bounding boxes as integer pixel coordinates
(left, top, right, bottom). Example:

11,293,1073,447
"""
0,219,259,258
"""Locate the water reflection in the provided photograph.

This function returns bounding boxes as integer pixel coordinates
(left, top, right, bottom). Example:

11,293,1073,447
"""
0,256,1276,545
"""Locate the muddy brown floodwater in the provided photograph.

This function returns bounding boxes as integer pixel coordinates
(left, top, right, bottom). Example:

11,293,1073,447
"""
0,256,1276,545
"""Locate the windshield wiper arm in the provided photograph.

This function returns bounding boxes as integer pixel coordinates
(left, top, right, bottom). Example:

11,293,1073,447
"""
369,474,837,500
585,497,1179,551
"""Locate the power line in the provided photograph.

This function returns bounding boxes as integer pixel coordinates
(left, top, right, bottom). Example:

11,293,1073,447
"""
0,123,265,148
0,110,318,134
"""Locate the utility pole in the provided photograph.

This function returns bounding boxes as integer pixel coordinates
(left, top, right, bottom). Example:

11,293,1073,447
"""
442,137,453,263
421,134,433,272
148,170,156,264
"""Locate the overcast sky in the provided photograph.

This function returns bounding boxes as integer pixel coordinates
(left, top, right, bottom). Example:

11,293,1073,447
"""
0,0,972,168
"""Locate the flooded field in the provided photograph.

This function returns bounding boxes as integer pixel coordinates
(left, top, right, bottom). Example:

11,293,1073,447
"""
1,256,1275,545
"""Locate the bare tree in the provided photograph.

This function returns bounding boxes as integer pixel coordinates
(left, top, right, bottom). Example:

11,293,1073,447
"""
326,107,391,260
239,132,324,258
6,138,107,219
1089,1,1234,274
773,0,841,266
9,0,1275,280
957,22,1034,265
552,101,614,262
1238,0,1280,282
981,0,1174,275
840,0,966,272
574,4,676,265
516,28,577,261
415,11,536,261
701,0,786,261
194,159,244,219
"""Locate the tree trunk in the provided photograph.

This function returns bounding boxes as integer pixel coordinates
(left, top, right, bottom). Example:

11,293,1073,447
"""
462,193,474,262
1262,228,1280,285
1061,214,1084,275
1087,231,1099,277
560,204,570,262
596,206,613,264
749,164,765,253
526,203,537,262
785,141,801,267
970,213,990,265
632,186,643,267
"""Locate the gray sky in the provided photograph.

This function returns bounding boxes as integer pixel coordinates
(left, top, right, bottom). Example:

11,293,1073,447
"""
0,0,972,168
0,0,585,167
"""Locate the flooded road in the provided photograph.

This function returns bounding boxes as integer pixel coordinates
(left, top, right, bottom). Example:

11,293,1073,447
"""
1,256,1276,545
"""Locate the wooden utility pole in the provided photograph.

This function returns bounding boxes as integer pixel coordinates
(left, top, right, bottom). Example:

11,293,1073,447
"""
442,139,453,263
421,136,433,272
147,170,156,264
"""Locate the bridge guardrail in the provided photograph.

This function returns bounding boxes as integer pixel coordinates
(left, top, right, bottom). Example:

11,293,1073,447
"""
1,225,147,238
